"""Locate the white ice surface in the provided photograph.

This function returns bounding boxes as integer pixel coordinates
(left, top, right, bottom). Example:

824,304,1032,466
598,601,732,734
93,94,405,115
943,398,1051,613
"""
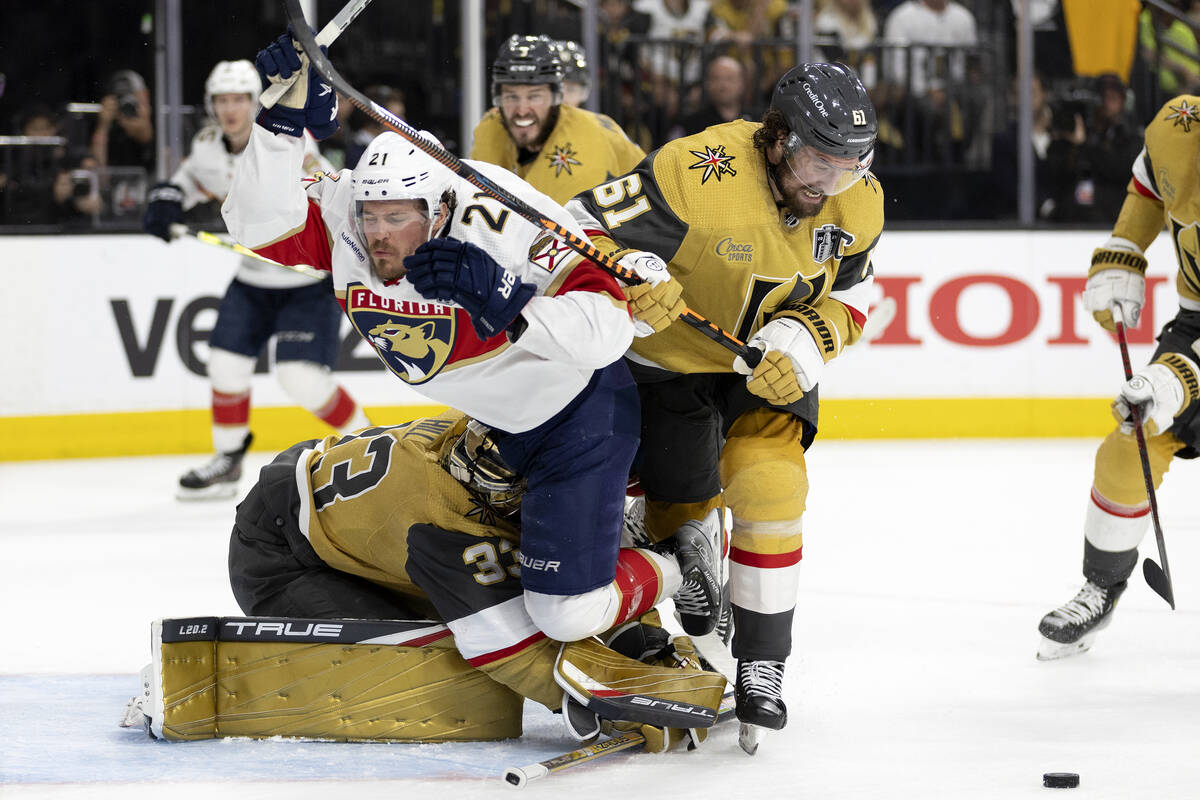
2,439,1198,799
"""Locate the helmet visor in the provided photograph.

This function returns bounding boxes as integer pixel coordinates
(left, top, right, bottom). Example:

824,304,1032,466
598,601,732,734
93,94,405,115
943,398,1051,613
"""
781,135,873,197
353,198,435,245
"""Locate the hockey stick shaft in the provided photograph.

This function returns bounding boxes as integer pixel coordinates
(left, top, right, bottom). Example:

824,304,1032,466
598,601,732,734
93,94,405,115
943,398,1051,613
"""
280,0,759,367
260,0,374,109
169,223,327,281
1113,308,1174,609
503,694,738,787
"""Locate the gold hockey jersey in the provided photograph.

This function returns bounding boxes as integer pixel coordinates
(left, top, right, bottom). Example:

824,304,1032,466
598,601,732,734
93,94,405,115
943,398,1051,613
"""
1116,95,1200,308
296,412,519,597
570,119,884,374
470,104,646,205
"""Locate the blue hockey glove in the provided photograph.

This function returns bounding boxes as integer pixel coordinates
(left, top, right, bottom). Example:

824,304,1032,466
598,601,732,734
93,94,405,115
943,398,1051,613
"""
404,237,536,339
143,182,184,242
254,28,338,140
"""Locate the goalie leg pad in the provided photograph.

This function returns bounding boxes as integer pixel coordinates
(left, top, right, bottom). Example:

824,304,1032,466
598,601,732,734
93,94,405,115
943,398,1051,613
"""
552,638,726,730
147,616,523,742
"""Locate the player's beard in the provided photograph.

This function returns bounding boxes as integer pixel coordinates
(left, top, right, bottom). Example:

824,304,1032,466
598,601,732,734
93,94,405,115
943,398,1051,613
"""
502,106,559,153
772,159,826,219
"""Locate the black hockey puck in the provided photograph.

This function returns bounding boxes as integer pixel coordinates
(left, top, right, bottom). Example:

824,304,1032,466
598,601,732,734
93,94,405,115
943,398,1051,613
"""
1043,772,1080,788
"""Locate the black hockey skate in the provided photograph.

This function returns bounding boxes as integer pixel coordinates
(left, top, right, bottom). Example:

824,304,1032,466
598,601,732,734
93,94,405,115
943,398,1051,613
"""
1036,579,1127,661
671,511,724,637
735,659,787,755
177,432,253,501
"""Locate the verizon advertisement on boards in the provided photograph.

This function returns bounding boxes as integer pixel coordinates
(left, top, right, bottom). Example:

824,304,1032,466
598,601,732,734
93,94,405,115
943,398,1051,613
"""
0,229,1175,418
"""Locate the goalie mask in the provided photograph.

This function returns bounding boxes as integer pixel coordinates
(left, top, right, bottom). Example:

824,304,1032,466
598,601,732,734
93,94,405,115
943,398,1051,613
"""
351,130,457,246
770,63,876,196
204,60,260,118
445,420,525,514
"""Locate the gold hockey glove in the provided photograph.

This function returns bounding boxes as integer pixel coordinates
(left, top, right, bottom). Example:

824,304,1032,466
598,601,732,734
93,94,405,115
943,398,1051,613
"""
624,280,686,335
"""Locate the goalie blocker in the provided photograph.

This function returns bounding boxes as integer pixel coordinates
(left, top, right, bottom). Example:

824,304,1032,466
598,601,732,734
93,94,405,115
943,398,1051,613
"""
135,615,523,742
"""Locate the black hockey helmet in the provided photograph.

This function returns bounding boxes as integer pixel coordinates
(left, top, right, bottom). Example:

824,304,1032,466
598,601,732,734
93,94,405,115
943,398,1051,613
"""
492,35,565,91
554,40,588,86
770,63,876,161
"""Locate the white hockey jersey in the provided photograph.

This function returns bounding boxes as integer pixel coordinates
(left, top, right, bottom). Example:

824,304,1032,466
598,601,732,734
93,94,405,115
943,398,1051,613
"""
222,125,634,433
172,124,330,289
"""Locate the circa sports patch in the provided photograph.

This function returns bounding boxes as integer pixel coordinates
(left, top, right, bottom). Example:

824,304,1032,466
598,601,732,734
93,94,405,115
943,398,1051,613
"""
345,281,456,385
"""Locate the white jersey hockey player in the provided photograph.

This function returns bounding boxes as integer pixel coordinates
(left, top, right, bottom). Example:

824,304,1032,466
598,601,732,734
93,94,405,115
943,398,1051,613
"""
142,58,369,500
220,31,723,649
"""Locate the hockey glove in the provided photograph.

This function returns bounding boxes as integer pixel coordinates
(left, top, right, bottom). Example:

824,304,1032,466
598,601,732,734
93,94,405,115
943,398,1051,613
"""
1111,353,1200,436
617,251,685,336
605,719,708,752
1083,240,1148,331
254,28,339,140
404,237,536,339
143,182,184,242
733,317,825,405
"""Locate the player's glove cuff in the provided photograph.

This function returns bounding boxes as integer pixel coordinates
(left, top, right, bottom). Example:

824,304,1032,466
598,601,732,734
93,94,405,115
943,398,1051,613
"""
769,303,840,363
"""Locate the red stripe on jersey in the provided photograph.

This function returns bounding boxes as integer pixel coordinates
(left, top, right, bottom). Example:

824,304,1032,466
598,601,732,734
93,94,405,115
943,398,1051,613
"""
403,629,453,648
729,546,803,569
212,390,250,425
582,228,610,240
846,303,867,329
466,631,547,667
253,199,333,273
613,549,662,625
1131,176,1160,200
446,309,511,362
1090,486,1149,518
554,260,628,306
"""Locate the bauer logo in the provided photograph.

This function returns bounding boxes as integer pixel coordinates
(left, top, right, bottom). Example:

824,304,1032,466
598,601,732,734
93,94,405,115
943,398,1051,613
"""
346,282,455,385
715,237,753,262
518,552,561,572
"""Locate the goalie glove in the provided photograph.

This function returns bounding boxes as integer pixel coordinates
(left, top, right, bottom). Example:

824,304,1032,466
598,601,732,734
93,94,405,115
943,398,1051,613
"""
617,251,685,337
1083,239,1147,331
1111,353,1200,436
732,317,824,405
253,28,339,140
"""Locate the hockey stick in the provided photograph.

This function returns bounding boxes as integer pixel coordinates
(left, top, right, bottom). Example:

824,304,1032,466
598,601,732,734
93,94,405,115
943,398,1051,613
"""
502,692,737,787
280,0,761,368
259,0,375,109
1113,306,1174,609
169,223,327,281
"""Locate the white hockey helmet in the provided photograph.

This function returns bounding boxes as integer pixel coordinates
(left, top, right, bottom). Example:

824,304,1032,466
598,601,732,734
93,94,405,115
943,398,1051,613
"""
204,60,260,117
351,130,456,240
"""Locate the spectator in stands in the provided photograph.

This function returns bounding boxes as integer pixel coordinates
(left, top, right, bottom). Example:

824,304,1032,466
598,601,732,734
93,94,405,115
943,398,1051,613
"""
1138,1,1200,96
344,85,406,169
90,69,154,174
706,0,793,104
813,0,879,88
989,71,1054,218
1082,73,1144,221
667,54,751,138
636,0,711,90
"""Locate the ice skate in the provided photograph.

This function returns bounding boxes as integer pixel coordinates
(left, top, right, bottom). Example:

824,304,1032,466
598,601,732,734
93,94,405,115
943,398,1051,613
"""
735,659,787,755
177,433,252,501
671,510,724,636
1037,579,1126,661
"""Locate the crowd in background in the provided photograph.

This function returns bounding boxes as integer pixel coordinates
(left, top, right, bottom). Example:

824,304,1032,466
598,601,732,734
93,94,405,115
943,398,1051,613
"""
3,0,1200,229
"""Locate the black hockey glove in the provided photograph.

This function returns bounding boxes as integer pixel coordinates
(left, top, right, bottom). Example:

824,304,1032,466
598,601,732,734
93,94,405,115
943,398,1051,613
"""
404,237,536,340
143,182,184,242
254,28,338,140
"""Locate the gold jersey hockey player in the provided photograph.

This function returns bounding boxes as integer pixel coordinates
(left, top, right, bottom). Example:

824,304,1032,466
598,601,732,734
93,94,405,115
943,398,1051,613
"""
569,63,883,750
470,35,645,205
1038,94,1200,660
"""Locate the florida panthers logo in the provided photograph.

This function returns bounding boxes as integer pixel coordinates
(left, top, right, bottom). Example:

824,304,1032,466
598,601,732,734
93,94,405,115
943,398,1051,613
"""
346,283,455,384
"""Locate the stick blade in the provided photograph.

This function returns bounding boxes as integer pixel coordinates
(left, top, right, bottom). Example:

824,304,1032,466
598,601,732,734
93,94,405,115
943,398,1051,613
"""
1143,557,1175,609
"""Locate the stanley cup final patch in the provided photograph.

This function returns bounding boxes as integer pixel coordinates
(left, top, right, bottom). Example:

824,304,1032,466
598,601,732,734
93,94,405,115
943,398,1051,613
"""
812,224,855,264
345,282,456,385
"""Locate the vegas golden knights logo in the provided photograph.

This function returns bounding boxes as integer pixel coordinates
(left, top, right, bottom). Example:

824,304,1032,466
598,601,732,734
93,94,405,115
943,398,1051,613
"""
1167,214,1200,296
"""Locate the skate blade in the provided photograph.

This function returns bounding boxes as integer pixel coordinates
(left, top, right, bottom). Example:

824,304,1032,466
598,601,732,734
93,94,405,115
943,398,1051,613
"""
738,722,765,756
1036,632,1097,661
175,483,239,502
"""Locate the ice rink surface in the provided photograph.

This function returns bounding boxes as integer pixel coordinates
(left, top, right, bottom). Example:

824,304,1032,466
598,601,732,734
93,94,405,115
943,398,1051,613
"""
2,438,1197,799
